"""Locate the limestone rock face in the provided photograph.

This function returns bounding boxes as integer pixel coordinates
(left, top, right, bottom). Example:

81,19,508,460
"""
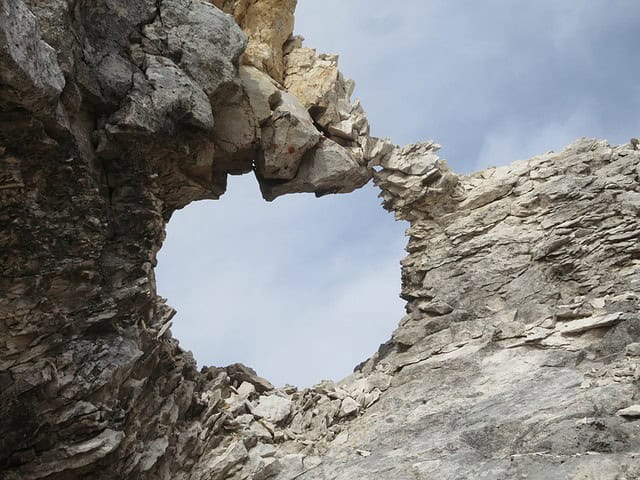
308,138,640,479
209,0,394,197
210,0,297,83
0,0,65,116
284,49,352,131
143,0,247,105
1,1,639,479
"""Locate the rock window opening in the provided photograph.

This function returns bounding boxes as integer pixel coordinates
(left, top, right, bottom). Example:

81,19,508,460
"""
156,174,407,388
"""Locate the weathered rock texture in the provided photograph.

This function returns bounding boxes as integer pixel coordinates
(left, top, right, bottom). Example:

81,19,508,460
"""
0,1,638,479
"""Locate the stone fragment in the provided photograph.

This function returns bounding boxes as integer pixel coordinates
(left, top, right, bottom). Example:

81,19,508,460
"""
253,457,282,480
625,343,640,356
366,371,392,392
616,405,640,417
557,312,623,335
328,119,357,140
138,436,169,472
212,0,296,82
284,48,343,129
202,440,248,480
252,395,293,424
362,389,381,408
95,53,137,107
249,421,273,441
495,321,527,340
239,0,296,82
237,381,256,398
240,65,281,124
0,0,65,115
240,442,282,480
459,177,516,210
259,139,372,201
226,363,274,393
257,91,321,180
417,301,454,316
378,142,441,175
224,392,249,416
617,191,640,213
393,323,426,347
362,136,394,164
374,141,460,219
142,0,247,104
109,55,214,134
339,397,359,418
212,94,259,169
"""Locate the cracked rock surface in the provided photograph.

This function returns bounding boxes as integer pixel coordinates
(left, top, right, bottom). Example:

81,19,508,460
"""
1,1,639,479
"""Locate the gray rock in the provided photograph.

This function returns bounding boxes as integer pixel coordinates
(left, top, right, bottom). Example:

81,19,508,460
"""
557,312,624,335
252,395,293,425
212,94,259,170
260,138,372,201
142,0,247,104
617,405,640,418
198,440,248,480
226,363,274,393
240,65,281,125
379,142,441,175
237,381,256,398
339,397,359,418
0,0,65,115
626,343,640,356
95,53,138,106
109,55,214,134
257,91,321,180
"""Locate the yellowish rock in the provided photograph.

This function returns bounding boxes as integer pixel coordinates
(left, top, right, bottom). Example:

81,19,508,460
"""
210,0,297,82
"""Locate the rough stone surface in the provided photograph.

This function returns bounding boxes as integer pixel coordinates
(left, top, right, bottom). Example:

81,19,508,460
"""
211,0,296,82
259,138,372,201
257,91,321,180
1,1,639,480
0,0,65,116
142,0,247,104
618,405,640,418
251,395,293,425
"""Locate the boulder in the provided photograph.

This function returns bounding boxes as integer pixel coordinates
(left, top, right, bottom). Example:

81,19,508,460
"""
257,91,321,180
259,138,372,200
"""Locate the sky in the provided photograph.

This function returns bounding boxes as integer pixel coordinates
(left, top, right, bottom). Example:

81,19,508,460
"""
156,1,640,387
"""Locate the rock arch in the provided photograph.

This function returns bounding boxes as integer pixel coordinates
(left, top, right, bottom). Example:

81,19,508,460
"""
1,1,639,479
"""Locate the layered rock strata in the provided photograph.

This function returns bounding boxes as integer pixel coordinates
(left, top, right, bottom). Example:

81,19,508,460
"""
1,1,638,479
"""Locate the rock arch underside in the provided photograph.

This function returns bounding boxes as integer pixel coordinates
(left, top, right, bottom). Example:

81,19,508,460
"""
1,0,639,478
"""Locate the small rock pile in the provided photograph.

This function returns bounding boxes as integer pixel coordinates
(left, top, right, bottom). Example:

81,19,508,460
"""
187,363,392,479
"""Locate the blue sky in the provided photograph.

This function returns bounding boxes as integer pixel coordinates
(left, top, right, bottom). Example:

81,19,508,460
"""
156,1,640,387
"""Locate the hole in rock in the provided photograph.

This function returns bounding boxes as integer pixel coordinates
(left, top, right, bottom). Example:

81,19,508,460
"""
156,174,407,388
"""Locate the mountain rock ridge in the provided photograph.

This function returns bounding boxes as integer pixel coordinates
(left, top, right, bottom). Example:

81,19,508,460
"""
0,0,638,479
